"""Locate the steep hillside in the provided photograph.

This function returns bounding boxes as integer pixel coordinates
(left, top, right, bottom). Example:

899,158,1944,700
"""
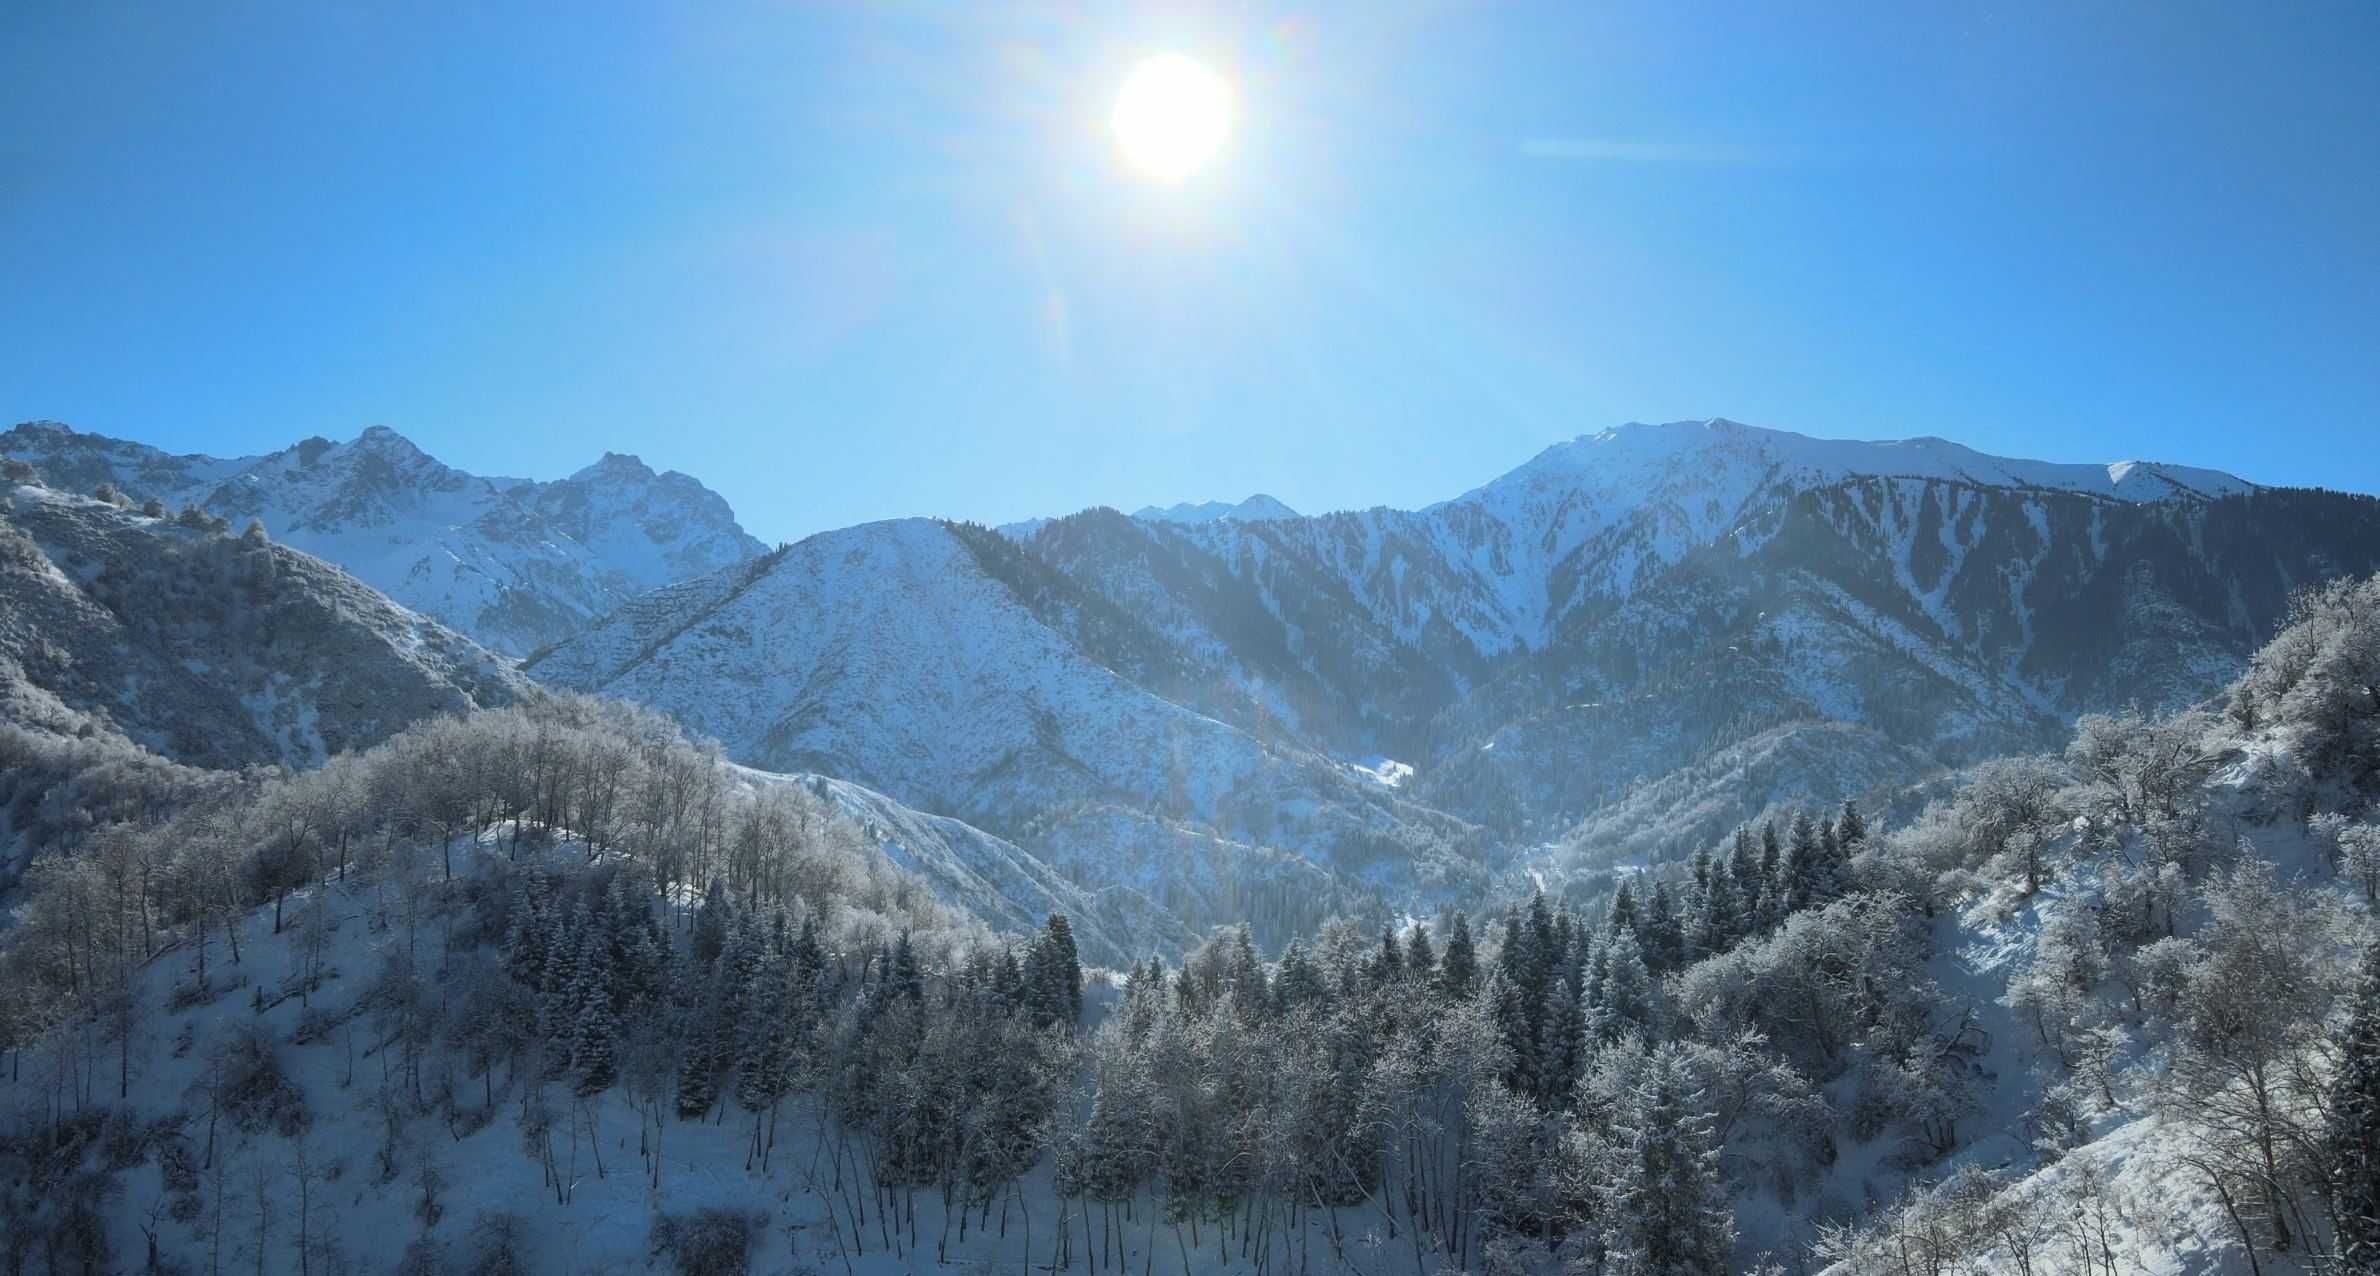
1010,430,2374,857
0,477,528,769
1440,479,2380,845
0,421,766,655
738,767,1196,967
528,517,1486,941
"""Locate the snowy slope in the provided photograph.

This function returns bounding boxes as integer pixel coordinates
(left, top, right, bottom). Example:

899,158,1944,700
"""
0,479,528,768
0,421,766,655
733,766,1197,966
528,518,1481,940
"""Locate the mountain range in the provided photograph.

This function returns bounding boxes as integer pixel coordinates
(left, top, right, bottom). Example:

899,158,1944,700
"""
11,415,2380,945
0,420,766,656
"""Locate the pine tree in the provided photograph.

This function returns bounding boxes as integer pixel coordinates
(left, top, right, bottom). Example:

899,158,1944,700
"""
1727,827,1760,910
1491,970,1541,1097
572,974,618,1096
1376,924,1405,983
1441,910,1480,998
1227,925,1269,1015
735,954,792,1128
1694,862,1741,960
1406,921,1438,976
1025,914,1082,1027
1593,1045,1735,1276
1540,971,1588,1105
1275,940,1328,1011
691,879,731,966
1607,880,1639,937
1784,810,1821,912
1049,914,1082,1021
673,967,720,1119
2329,939,2380,1274
889,930,924,1004
1594,927,1653,1043
1642,880,1684,974
504,882,548,990
1836,797,1869,849
1754,821,1785,932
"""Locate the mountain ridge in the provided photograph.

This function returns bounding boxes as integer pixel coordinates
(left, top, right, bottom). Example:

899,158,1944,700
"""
0,420,768,656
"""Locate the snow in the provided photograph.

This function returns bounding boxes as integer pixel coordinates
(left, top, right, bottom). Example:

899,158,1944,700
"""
1345,756,1415,789
0,424,767,656
18,838,1377,1276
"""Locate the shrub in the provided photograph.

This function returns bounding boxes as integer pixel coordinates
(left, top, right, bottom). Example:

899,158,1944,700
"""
649,1208,765,1276
463,1212,523,1276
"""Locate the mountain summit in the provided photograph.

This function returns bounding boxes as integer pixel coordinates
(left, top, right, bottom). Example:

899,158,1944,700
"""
0,423,767,655
1132,493,1302,524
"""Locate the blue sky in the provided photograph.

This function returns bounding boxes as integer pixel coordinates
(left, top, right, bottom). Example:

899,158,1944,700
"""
5,2,2375,543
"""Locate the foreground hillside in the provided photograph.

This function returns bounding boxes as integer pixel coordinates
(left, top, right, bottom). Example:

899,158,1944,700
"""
3,572,2372,1276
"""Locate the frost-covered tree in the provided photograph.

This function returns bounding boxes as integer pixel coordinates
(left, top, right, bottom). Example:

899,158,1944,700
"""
1441,909,1479,999
2328,939,2380,1273
1641,880,1684,974
1024,914,1080,1027
2162,860,2359,1262
1576,1042,1735,1276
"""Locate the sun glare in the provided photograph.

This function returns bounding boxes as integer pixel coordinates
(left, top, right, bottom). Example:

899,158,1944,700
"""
1111,54,1234,182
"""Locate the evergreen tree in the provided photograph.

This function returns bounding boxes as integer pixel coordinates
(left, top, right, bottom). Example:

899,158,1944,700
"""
1275,940,1328,1012
1756,821,1785,931
1441,910,1480,999
1226,925,1269,1016
1608,880,1639,936
1784,810,1821,912
1406,921,1438,975
691,879,731,966
1727,826,1760,911
1694,862,1741,960
572,975,617,1095
1836,797,1869,849
504,882,548,990
2329,939,2380,1273
1592,1045,1736,1276
889,931,924,1004
1540,971,1588,1105
1642,880,1684,974
1491,970,1541,1098
1025,914,1082,1026
735,953,793,1126
1593,927,1654,1043
1376,924,1405,983
674,973,720,1118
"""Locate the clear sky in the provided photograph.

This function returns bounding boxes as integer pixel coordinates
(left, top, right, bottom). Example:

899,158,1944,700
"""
4,2,2375,543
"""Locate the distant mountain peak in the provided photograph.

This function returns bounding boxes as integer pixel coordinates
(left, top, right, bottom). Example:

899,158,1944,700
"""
1133,493,1301,525
570,451,658,483
0,422,768,655
352,423,429,455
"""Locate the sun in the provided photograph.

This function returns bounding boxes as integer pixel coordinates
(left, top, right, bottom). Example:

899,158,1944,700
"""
1110,54,1235,182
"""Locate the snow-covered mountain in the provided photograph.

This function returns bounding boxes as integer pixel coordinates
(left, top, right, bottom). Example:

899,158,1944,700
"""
1,475,528,768
1002,422,2374,861
16,412,2373,937
528,516,1485,944
1132,492,1301,525
0,421,767,656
